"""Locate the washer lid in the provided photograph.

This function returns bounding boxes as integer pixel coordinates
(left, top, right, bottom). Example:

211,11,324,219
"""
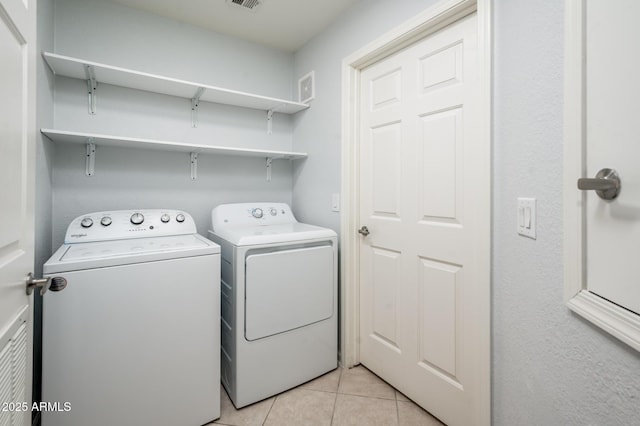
212,223,336,246
44,234,219,274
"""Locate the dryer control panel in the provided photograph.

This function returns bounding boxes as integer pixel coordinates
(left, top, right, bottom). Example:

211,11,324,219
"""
211,203,296,230
65,209,197,243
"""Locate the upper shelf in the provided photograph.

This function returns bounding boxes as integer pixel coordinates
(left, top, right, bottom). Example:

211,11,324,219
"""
42,52,310,114
41,129,308,160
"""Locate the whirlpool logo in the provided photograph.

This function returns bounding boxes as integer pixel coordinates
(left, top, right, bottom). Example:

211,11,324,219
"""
70,233,87,238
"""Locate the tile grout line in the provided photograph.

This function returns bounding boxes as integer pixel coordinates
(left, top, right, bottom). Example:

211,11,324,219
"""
330,367,345,425
336,392,398,401
261,394,277,426
395,388,400,425
329,390,339,426
335,365,398,401
300,387,340,396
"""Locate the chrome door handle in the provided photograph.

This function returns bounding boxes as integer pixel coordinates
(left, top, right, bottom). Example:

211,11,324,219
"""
577,168,621,200
25,273,51,296
25,274,67,295
358,226,370,237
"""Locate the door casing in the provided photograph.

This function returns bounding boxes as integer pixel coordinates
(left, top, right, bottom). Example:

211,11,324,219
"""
340,0,492,424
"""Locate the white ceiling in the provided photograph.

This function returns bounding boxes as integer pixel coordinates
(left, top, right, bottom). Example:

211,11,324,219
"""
109,0,360,52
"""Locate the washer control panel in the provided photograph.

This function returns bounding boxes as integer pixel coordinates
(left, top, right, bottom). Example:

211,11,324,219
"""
211,203,296,230
65,209,197,243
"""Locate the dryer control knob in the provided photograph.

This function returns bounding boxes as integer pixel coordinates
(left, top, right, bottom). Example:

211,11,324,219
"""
80,217,93,228
160,214,170,223
269,208,277,216
100,217,112,227
130,213,144,225
176,213,185,223
252,208,264,219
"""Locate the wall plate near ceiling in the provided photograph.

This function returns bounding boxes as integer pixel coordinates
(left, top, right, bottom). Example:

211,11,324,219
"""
226,0,262,12
298,71,315,104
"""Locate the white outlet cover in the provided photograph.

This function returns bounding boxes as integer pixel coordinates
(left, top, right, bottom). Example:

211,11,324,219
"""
517,198,536,239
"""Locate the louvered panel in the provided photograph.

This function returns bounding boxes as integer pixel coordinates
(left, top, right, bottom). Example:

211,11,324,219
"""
0,410,10,425
11,324,27,400
0,317,28,426
230,0,261,9
10,324,27,426
0,344,13,426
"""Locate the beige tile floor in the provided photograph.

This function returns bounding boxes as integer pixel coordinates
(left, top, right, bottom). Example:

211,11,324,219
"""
209,365,444,426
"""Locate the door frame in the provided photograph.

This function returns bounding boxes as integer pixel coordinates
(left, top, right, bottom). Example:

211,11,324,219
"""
339,0,492,425
563,0,640,352
340,0,492,422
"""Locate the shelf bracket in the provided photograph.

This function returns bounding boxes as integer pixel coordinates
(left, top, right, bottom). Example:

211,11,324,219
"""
266,157,273,182
190,152,198,180
267,110,274,135
191,87,205,128
84,65,97,115
85,140,96,176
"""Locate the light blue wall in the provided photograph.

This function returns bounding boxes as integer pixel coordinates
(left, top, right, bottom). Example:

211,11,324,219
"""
54,0,293,98
291,0,439,230
36,0,55,275
49,0,298,247
292,0,640,425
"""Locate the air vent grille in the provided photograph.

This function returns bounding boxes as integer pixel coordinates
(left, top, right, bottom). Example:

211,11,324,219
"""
0,320,27,426
227,0,261,11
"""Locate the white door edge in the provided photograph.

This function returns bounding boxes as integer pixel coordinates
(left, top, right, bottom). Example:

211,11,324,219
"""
563,0,640,351
340,0,492,424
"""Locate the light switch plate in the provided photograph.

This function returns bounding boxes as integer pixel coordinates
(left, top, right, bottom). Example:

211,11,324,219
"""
332,193,340,212
517,198,536,239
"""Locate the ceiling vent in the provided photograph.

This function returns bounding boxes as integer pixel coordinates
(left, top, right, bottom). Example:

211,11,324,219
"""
226,0,262,11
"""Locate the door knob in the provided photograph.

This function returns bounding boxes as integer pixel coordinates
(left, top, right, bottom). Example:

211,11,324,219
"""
577,168,621,200
358,226,370,237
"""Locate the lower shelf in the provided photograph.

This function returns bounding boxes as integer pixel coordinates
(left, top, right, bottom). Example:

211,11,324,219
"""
40,129,308,160
41,128,307,180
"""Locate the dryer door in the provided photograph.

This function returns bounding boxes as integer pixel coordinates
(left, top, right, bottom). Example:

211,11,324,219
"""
245,245,334,341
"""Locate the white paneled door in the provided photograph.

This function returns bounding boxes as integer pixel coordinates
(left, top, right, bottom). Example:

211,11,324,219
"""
564,0,640,351
0,0,36,424
359,13,482,426
584,0,640,316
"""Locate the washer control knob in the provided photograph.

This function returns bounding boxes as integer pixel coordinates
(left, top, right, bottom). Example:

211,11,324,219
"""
80,217,93,228
252,208,264,219
160,214,171,223
269,208,277,216
100,216,112,227
176,213,185,223
130,213,144,225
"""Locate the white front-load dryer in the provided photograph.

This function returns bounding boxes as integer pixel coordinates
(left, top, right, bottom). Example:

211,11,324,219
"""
208,203,337,408
42,210,220,426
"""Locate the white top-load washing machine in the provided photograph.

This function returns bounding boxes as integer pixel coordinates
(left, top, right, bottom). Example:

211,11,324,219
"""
208,203,337,408
42,210,220,426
